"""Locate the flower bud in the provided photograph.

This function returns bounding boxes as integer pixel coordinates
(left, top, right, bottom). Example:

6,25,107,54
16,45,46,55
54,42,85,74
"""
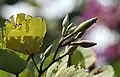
62,17,98,41
66,23,73,31
69,26,77,33
62,15,69,36
65,23,73,34
62,15,69,27
70,40,97,48
74,17,98,34
62,26,66,36
74,31,85,40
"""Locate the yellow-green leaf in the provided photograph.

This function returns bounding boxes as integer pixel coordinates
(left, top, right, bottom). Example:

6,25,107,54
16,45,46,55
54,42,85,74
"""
0,70,12,77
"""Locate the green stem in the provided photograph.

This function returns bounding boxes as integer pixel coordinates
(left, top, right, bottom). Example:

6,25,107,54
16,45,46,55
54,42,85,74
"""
38,32,74,76
30,54,40,73
60,31,85,47
38,52,68,77
40,57,46,72
52,44,60,60
26,55,30,62
15,73,19,77
68,54,72,66
52,38,65,61
53,31,76,60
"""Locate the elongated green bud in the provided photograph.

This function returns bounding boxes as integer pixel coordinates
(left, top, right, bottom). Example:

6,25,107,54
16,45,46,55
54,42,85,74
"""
74,17,98,34
70,40,97,48
69,26,77,32
65,23,73,34
40,45,53,62
62,15,69,27
44,45,52,57
62,15,69,36
67,23,73,31
63,17,98,41
62,26,66,36
74,31,85,40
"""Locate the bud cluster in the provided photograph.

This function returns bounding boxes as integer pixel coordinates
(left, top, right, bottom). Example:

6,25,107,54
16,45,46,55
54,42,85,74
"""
61,15,98,53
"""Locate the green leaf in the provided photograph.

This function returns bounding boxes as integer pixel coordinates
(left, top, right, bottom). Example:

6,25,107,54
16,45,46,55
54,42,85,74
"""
93,65,114,77
20,61,39,77
57,55,69,70
79,47,96,68
13,51,29,61
46,62,59,77
0,70,12,77
55,65,89,77
44,45,52,58
40,39,60,70
19,66,33,77
46,52,90,77
71,47,84,67
46,55,69,77
55,65,76,77
43,53,53,71
71,68,89,77
111,60,120,77
51,39,60,53
0,48,27,74
34,64,40,77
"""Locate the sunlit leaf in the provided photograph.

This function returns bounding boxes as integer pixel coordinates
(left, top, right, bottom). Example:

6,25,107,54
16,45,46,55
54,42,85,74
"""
71,47,84,67
42,39,60,70
19,66,33,77
55,65,89,77
0,70,12,77
20,60,40,77
43,53,53,70
93,65,114,77
14,51,29,61
78,47,96,68
45,39,60,58
111,60,120,77
46,62,59,77
46,55,68,77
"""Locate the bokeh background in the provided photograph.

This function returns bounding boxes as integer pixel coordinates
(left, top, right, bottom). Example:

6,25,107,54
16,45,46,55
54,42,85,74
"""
0,0,120,76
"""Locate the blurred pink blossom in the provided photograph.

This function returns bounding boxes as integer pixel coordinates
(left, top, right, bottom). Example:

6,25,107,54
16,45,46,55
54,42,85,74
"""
83,0,120,30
